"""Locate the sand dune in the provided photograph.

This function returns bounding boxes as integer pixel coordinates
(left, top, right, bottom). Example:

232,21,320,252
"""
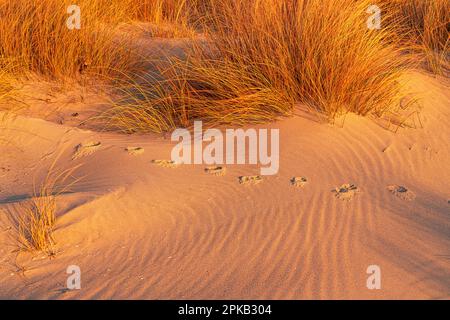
0,72,449,299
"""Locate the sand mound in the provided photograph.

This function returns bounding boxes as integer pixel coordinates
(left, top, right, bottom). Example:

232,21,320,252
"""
0,72,449,299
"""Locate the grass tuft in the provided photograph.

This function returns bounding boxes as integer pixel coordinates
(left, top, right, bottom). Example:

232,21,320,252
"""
105,0,411,133
16,161,81,256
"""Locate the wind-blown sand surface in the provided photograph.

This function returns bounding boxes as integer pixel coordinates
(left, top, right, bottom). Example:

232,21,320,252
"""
0,72,449,299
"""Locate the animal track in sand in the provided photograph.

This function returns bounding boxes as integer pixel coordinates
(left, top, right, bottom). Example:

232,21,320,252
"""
72,141,101,160
387,185,416,201
291,177,308,188
151,160,180,168
239,175,263,185
204,166,226,176
332,184,360,200
125,147,144,156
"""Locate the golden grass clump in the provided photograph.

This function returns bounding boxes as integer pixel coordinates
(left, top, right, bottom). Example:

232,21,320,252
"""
0,0,447,132
105,0,408,133
98,73,180,134
0,0,139,79
191,0,408,118
99,60,293,133
18,187,57,255
388,0,449,75
16,163,80,255
0,0,201,88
